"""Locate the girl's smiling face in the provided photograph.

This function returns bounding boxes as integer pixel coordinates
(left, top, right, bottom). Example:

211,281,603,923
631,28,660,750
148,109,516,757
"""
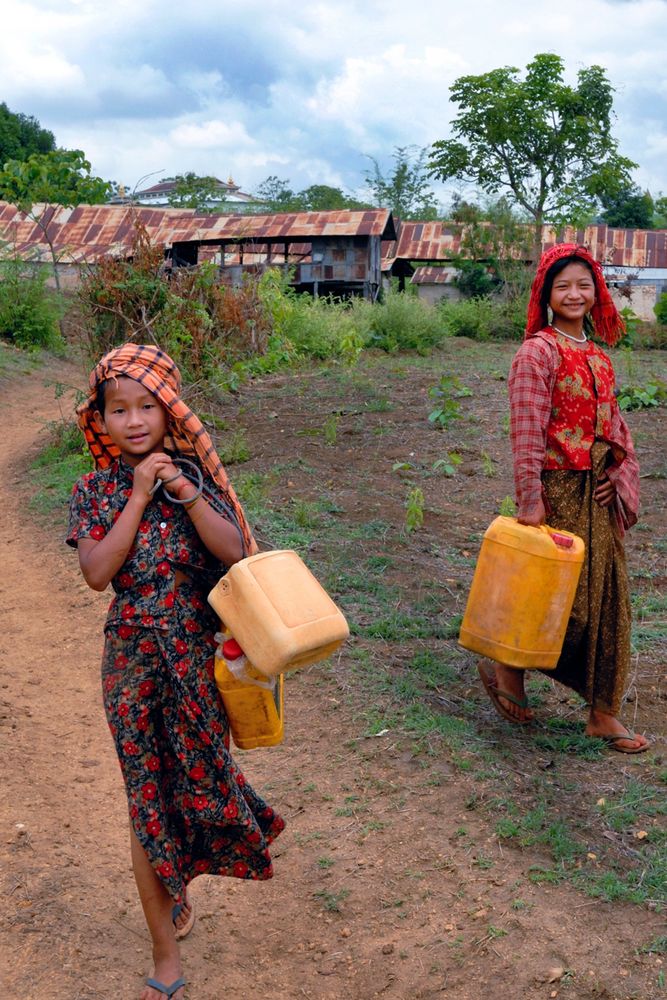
549,261,596,328
96,376,168,466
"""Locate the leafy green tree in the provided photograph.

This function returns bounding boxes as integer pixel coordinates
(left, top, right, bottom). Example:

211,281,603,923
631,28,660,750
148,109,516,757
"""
0,103,55,166
653,194,667,229
298,184,368,212
166,172,226,211
253,175,302,212
600,185,654,229
365,146,440,220
428,54,636,249
0,148,110,292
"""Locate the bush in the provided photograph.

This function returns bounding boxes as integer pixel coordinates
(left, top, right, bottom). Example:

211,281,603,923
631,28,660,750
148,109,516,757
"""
366,286,448,353
439,295,526,341
0,258,63,350
654,292,667,325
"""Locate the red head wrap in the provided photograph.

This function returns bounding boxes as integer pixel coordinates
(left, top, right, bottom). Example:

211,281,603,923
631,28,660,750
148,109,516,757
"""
525,243,625,346
76,342,257,554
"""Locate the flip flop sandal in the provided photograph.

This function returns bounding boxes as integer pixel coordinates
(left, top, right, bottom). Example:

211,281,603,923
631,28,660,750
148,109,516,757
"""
172,897,196,940
599,729,650,754
146,977,186,998
477,659,532,726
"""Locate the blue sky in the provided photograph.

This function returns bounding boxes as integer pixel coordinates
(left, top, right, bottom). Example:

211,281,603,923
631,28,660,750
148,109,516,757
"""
2,0,666,209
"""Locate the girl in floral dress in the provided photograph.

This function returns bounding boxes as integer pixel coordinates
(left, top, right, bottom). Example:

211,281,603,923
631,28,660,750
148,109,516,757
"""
477,244,650,753
67,344,284,1000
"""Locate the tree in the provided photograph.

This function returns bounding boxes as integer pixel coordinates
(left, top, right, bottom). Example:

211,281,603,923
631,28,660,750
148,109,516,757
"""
0,102,55,166
298,184,368,212
0,148,110,292
166,172,226,212
652,194,667,229
253,176,302,212
428,54,636,250
365,146,440,220
600,185,654,229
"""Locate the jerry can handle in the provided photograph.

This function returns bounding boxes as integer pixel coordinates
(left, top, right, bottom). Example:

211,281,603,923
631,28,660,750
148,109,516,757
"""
539,525,574,548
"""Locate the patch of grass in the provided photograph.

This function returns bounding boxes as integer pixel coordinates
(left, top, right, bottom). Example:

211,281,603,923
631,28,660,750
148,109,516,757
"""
217,427,250,464
533,718,606,760
313,888,350,913
29,420,92,515
638,936,667,955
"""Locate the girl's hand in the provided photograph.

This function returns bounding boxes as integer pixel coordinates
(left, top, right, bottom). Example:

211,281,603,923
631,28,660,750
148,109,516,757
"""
594,474,616,508
517,498,546,527
132,453,176,500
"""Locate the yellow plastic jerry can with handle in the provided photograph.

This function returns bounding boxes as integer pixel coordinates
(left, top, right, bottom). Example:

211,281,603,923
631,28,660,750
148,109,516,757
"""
458,516,585,669
214,633,284,750
208,550,349,678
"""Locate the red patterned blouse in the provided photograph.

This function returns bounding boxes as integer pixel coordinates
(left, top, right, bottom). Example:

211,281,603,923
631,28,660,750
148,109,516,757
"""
508,328,640,532
544,334,616,469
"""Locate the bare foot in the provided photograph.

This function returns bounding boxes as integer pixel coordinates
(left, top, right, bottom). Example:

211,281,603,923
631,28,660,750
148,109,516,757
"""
491,663,534,722
585,709,650,752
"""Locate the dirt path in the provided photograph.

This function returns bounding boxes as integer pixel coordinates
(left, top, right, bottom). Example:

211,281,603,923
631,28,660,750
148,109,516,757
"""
0,359,664,1000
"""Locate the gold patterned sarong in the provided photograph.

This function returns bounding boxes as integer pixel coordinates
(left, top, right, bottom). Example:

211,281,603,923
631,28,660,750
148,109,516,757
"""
541,442,631,714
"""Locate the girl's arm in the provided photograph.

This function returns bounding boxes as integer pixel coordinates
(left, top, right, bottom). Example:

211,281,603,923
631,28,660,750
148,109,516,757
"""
77,453,168,591
508,338,556,526
153,458,244,566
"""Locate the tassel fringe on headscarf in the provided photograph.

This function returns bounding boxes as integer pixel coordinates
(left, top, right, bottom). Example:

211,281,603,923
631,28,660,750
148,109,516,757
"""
76,343,257,554
525,243,625,346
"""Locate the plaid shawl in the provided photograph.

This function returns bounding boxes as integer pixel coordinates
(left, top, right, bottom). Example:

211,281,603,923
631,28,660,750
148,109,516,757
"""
526,244,625,347
77,343,257,554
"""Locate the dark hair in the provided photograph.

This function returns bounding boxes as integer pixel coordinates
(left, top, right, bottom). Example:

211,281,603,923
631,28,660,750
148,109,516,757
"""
540,254,596,335
95,380,107,415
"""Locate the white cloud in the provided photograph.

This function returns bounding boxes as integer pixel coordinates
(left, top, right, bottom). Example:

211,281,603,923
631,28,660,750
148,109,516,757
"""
1,0,666,197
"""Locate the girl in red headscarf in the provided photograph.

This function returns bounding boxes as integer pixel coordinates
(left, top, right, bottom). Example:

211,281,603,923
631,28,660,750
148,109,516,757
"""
67,344,284,1000
477,245,649,753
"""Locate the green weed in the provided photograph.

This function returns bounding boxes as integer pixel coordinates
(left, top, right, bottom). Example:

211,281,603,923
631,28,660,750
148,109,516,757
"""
313,888,350,912
427,375,472,428
218,428,250,464
405,487,425,531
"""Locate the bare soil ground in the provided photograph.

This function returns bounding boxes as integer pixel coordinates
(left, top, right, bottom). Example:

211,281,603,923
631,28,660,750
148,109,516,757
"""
0,342,665,1000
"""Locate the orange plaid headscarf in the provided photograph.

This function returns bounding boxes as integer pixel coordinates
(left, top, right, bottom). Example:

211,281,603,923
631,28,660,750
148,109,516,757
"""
77,343,257,554
526,243,625,346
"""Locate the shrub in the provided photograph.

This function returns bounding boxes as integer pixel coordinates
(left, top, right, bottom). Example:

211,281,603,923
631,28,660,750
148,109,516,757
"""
654,292,667,325
0,258,63,350
366,286,448,353
439,295,526,341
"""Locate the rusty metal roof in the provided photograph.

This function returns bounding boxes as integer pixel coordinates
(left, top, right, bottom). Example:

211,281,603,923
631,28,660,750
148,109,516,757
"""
543,224,667,269
2,202,664,271
0,202,395,263
411,265,458,285
382,221,462,268
382,221,667,270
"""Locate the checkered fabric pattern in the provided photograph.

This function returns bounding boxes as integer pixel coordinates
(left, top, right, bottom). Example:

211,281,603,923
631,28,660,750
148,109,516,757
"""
509,332,640,532
77,343,257,553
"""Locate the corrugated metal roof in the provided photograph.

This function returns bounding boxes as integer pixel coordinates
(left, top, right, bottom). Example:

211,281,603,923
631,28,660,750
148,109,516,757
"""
382,221,667,270
2,202,664,271
382,221,462,268
410,266,458,285
0,202,395,263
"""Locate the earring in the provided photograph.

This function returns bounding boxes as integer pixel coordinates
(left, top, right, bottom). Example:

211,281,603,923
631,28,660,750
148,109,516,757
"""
547,306,553,324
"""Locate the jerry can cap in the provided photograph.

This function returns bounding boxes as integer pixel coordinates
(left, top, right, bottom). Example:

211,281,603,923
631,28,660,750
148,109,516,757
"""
550,532,573,548
222,637,244,660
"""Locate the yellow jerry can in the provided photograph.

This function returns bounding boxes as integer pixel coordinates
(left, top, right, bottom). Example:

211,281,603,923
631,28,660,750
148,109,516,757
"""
214,633,284,750
458,516,585,669
208,550,349,678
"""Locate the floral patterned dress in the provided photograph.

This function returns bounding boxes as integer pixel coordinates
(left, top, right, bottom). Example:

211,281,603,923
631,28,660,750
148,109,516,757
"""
67,457,285,904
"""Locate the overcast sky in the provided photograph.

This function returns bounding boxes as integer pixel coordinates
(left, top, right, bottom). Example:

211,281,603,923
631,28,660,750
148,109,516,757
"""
2,0,666,209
